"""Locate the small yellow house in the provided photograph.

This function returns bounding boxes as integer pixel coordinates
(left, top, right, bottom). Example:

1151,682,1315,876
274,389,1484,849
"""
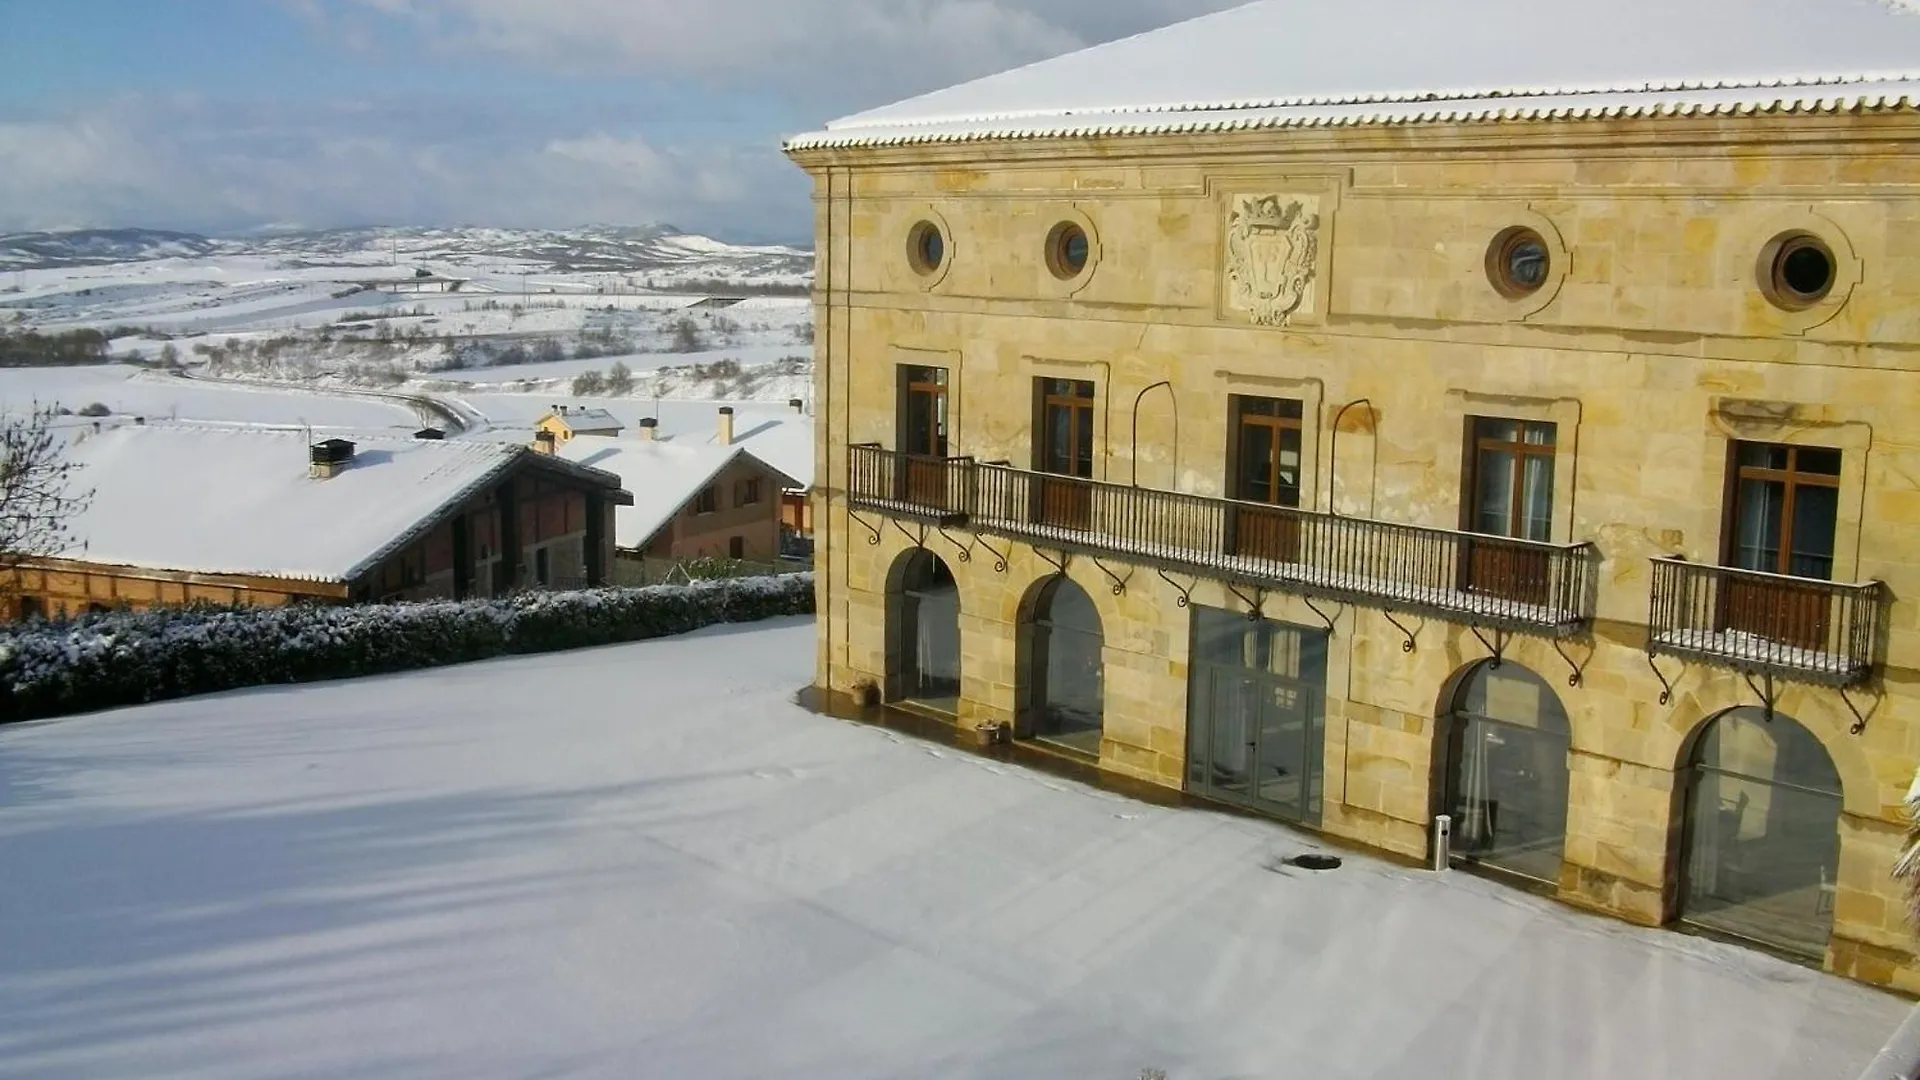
535,406,624,446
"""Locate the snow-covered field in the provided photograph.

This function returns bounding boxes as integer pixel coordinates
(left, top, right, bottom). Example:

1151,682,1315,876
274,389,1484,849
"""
0,364,421,431
0,619,1902,1080
0,227,816,453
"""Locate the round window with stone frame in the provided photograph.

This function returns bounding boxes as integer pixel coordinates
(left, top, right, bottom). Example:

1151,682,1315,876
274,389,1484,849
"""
1045,221,1091,280
907,221,946,277
1486,227,1551,299
1760,231,1837,311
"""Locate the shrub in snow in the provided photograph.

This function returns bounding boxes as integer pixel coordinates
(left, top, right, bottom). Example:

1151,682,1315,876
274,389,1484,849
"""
0,574,814,723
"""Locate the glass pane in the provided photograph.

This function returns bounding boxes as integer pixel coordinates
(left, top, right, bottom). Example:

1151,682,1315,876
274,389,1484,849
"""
1205,670,1255,793
1277,427,1302,506
1733,478,1785,572
904,393,933,456
1739,442,1790,471
1523,422,1556,448
1519,454,1554,542
1045,405,1072,473
1451,715,1569,883
1507,240,1549,288
1474,450,1516,536
1789,484,1838,580
1797,447,1842,476
1476,418,1520,444
1684,712,1842,960
1461,663,1570,734
906,577,960,707
1256,680,1314,818
1040,624,1103,755
1074,406,1094,477
1071,379,1095,399
1193,607,1257,666
1238,423,1274,503
1238,396,1278,418
1043,579,1101,635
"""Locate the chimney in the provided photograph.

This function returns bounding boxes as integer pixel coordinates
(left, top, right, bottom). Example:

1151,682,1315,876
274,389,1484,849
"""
637,417,658,441
309,438,357,480
533,429,556,455
717,406,734,445
788,398,804,414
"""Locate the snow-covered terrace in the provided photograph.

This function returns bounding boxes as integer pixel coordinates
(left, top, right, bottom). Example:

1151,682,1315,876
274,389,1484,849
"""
0,619,1901,1078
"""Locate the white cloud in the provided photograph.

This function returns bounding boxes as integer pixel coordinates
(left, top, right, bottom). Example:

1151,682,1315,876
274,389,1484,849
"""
0,100,805,241
331,0,1237,106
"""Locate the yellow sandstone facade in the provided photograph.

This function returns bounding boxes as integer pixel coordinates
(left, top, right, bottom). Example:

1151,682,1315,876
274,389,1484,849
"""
788,38,1920,988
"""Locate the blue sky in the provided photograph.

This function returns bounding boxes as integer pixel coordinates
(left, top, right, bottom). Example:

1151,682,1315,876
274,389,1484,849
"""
0,0,1228,244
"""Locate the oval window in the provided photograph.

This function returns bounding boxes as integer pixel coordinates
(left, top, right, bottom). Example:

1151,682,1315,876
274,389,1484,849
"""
908,221,945,276
1046,221,1090,280
1487,227,1550,298
1762,232,1836,310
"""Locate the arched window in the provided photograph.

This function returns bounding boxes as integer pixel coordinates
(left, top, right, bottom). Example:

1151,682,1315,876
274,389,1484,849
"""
1022,577,1104,756
1681,707,1842,958
887,549,960,711
1443,661,1572,884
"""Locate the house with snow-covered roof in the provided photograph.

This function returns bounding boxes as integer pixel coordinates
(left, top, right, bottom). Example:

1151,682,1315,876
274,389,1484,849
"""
540,409,800,569
535,405,624,443
12,424,632,616
786,0,1920,987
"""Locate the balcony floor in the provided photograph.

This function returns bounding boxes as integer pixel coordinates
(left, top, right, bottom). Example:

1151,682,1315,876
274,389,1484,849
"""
1650,628,1862,683
975,514,1578,633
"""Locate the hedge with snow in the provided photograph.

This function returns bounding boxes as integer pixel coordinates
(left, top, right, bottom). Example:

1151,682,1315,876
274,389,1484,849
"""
0,574,815,723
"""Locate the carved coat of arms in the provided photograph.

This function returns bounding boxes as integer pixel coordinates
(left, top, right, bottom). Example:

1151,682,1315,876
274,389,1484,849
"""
1225,194,1321,326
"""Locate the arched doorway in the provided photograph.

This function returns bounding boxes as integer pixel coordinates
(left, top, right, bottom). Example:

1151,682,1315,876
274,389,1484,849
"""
1442,661,1572,884
1021,576,1104,756
1680,707,1842,958
887,549,960,712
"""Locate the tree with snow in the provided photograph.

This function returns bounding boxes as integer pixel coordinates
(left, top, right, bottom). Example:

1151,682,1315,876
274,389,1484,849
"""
605,361,634,396
0,404,91,587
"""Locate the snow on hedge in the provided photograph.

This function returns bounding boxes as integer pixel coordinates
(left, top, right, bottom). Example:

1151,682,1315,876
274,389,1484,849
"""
0,573,814,722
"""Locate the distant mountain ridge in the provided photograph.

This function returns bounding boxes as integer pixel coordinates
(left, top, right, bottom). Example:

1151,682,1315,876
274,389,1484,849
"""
0,225,814,278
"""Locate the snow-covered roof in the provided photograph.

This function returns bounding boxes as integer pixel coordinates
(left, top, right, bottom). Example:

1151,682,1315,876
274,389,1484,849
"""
556,439,798,549
54,425,625,585
787,0,1920,150
710,416,814,492
544,407,623,434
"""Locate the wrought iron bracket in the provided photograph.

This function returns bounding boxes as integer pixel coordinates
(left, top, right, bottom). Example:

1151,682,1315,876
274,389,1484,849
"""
1840,684,1876,736
1301,596,1339,637
1034,547,1069,578
1381,609,1417,653
972,534,1010,574
1155,569,1195,608
889,518,925,550
849,508,881,547
1645,651,1676,706
1471,626,1509,668
1091,556,1131,596
1742,670,1778,723
1550,637,1587,688
937,526,971,564
1225,583,1267,621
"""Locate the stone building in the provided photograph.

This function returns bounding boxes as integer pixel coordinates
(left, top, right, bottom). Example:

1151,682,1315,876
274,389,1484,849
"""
785,0,1920,987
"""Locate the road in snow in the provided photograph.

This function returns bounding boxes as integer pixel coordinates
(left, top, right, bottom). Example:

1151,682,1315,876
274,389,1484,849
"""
0,619,1903,1079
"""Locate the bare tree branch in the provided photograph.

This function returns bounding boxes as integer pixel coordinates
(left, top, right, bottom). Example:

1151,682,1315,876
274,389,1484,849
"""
0,403,93,587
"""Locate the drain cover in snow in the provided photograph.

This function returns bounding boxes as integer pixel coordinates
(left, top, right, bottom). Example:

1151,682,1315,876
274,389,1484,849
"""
1286,854,1342,871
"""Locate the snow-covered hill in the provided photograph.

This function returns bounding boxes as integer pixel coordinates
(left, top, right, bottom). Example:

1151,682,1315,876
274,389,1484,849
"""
0,224,813,281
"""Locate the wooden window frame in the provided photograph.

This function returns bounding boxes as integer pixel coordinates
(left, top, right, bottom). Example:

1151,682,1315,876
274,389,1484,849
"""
897,364,949,459
694,486,719,515
1720,441,1842,578
1227,395,1305,507
1032,377,1096,478
1466,417,1558,541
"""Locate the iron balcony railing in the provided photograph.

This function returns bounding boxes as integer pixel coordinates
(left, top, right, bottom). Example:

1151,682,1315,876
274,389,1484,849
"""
845,444,1597,636
1647,557,1884,687
846,444,972,525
